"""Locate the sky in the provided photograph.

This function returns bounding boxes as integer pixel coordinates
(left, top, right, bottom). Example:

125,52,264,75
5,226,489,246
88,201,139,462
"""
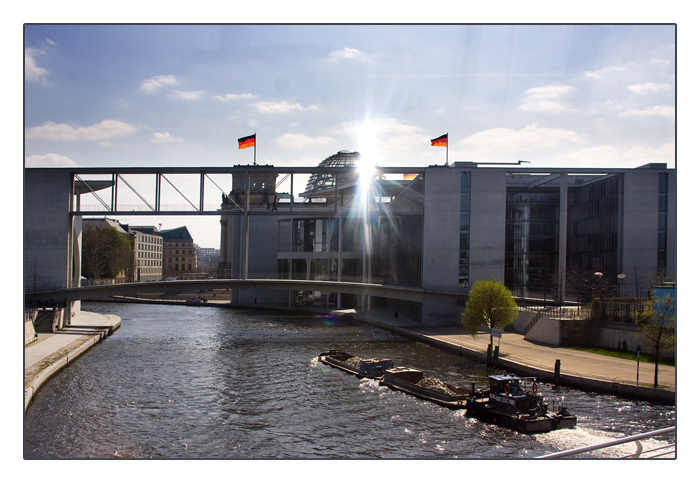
23,23,677,248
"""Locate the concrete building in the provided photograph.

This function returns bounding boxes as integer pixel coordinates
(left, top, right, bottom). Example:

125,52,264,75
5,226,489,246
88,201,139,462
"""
217,152,676,325
160,226,197,279
22,159,676,327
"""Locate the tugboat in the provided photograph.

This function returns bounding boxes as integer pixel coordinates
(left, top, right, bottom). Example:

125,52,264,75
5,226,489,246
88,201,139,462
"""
318,350,394,379
380,367,472,409
466,374,576,434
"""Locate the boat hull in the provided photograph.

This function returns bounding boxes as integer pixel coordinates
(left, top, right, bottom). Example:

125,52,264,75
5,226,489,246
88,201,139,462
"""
466,400,577,434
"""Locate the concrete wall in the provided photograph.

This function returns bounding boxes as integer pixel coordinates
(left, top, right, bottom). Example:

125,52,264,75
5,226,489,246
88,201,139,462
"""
421,166,461,325
422,166,460,291
524,318,561,346
620,168,675,293
468,169,507,284
24,169,75,293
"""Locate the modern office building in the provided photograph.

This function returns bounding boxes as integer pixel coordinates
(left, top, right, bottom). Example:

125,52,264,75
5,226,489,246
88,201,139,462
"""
218,151,676,325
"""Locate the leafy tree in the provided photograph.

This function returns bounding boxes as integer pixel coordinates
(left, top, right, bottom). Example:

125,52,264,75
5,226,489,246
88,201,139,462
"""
639,291,675,388
82,226,133,280
461,278,519,347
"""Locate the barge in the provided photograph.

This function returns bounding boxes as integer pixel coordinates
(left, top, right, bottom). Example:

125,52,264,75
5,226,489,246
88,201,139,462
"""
380,367,472,409
467,374,576,434
318,350,394,379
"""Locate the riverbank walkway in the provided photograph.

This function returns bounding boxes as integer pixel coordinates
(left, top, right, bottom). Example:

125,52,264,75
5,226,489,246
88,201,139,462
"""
24,310,121,411
355,307,676,404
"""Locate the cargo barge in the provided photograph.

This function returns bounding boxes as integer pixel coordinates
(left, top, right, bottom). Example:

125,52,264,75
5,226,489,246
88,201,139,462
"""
380,367,472,409
318,350,394,379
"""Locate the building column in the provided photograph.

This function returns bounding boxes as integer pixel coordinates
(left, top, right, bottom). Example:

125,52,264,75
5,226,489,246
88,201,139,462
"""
558,172,568,302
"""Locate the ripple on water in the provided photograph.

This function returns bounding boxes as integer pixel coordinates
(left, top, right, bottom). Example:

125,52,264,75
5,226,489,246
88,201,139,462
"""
24,302,676,459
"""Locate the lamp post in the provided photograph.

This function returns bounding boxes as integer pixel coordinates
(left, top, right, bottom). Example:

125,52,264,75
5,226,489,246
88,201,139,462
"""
617,273,626,297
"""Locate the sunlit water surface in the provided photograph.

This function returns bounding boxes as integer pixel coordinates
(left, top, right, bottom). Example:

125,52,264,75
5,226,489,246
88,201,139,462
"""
24,302,676,459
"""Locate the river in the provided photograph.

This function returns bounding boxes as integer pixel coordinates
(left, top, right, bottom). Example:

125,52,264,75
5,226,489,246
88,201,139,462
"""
24,302,676,459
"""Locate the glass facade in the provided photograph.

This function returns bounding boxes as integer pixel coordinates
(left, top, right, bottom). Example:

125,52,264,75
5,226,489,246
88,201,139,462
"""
375,214,422,287
658,172,668,275
505,190,560,298
459,172,470,288
566,175,620,293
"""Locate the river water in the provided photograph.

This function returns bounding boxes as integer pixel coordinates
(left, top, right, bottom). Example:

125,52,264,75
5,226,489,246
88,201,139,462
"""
24,302,676,459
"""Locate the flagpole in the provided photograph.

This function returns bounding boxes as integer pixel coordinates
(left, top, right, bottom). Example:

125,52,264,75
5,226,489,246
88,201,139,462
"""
254,132,257,166
445,132,449,166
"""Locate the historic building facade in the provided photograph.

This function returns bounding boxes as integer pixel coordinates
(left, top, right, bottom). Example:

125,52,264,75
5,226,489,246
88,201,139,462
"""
161,226,197,280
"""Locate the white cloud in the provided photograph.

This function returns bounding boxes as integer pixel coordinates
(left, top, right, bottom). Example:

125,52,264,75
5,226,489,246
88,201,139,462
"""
582,65,629,81
213,93,258,102
276,133,335,149
518,85,578,113
620,105,675,118
171,90,204,100
328,47,368,62
252,100,320,114
461,124,584,155
561,145,623,167
25,153,78,167
628,82,672,94
622,141,675,166
25,120,137,141
151,132,183,144
25,48,48,81
139,75,178,93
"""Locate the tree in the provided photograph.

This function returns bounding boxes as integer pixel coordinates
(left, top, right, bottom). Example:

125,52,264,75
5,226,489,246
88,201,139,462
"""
82,227,134,280
639,291,675,388
461,278,519,347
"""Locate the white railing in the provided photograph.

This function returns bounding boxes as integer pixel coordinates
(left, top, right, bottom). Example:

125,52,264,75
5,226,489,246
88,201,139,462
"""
536,427,675,459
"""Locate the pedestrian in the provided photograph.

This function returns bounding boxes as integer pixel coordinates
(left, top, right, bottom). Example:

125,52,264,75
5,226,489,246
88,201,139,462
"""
394,311,398,321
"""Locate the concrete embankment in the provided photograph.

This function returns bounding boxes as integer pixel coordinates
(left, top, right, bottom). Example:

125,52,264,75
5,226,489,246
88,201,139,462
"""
353,308,675,405
24,310,121,412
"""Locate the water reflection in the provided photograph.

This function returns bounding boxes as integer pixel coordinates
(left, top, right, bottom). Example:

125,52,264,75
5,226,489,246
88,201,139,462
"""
24,302,675,459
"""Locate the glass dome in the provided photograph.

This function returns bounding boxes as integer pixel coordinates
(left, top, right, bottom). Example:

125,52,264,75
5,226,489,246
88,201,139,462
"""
304,150,360,193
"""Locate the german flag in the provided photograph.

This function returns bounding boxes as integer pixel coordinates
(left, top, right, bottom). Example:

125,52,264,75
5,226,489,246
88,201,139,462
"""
431,134,447,147
238,134,256,149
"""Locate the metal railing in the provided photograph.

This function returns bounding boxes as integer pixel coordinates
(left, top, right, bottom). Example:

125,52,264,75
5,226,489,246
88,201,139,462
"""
536,427,675,459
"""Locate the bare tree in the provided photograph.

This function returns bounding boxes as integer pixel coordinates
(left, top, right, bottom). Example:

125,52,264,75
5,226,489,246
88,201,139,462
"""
639,291,675,388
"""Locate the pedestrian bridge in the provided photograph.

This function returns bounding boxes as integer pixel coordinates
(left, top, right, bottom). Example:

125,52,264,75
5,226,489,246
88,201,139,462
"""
28,278,464,305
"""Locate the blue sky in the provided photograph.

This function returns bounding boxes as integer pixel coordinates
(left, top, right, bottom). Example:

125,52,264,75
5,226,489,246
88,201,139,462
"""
23,23,677,247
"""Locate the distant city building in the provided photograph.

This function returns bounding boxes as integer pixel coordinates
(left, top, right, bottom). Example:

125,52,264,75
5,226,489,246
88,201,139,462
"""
130,226,164,282
82,219,164,282
195,246,220,275
161,226,197,279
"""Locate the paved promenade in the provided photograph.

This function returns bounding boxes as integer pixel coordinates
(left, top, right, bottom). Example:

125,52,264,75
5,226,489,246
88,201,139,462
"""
356,308,676,404
24,310,121,411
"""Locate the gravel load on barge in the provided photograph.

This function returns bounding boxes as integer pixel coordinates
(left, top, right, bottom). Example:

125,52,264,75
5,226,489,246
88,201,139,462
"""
318,350,394,379
380,367,472,409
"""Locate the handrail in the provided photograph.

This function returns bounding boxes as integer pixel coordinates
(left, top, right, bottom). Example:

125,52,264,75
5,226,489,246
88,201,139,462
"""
536,427,675,459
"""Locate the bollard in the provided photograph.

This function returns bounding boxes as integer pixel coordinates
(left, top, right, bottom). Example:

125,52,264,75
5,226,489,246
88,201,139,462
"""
554,359,561,386
493,345,500,365
487,344,492,367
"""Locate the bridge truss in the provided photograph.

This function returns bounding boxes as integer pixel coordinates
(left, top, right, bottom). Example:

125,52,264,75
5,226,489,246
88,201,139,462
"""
70,165,425,217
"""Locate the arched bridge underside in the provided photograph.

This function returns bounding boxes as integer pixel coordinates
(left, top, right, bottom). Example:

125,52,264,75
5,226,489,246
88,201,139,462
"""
29,279,465,305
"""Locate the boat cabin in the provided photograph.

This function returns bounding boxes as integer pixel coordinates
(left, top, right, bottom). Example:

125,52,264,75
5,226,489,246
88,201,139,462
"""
489,374,526,395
